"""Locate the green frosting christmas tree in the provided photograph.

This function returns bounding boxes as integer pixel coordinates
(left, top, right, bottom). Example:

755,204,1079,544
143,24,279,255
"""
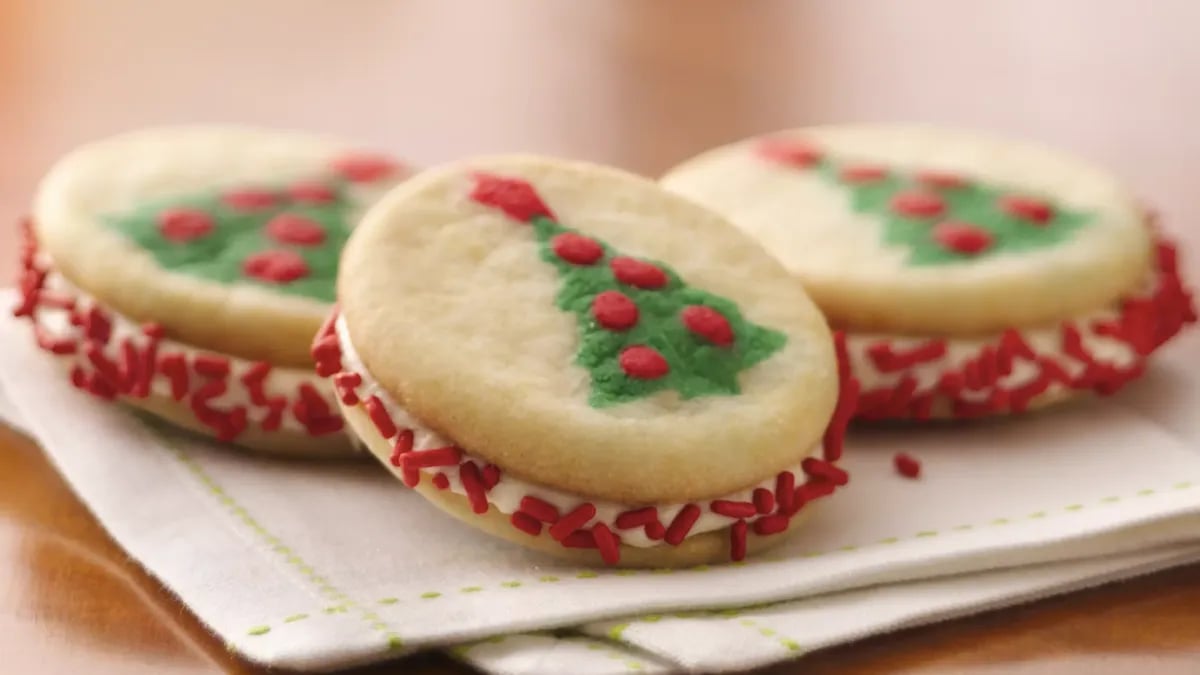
757,139,1095,266
102,154,400,302
470,173,787,408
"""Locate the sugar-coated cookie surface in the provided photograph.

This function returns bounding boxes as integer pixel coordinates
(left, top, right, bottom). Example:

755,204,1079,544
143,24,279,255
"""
33,126,407,366
661,125,1154,335
338,156,838,504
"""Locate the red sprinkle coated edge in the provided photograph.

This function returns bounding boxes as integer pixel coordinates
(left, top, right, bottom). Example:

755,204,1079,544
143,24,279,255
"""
316,305,854,565
850,225,1195,421
305,176,854,565
13,221,344,442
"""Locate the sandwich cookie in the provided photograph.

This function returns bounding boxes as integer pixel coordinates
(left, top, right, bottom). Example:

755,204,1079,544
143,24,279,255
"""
315,156,857,566
15,126,409,455
662,125,1195,420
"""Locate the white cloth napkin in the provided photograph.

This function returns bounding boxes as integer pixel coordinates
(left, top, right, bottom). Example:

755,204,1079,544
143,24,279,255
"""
1,291,1199,674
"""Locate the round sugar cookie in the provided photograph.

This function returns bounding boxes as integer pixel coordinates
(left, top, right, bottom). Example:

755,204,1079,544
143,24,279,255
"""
16,126,410,455
661,124,1153,335
662,125,1195,420
319,155,858,566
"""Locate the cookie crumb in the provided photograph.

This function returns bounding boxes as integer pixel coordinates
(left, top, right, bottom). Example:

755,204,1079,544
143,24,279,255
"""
894,453,921,479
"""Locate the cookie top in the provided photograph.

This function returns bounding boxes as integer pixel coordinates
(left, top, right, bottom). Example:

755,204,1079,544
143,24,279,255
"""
33,126,407,366
661,125,1154,336
338,155,837,504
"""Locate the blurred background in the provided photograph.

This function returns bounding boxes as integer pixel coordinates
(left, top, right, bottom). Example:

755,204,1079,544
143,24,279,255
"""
2,0,1199,269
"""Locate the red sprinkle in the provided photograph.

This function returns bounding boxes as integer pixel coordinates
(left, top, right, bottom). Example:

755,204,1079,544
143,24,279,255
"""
364,395,397,439
82,306,112,344
118,339,140,393
511,512,543,537
548,503,597,541
333,371,362,405
1000,195,1054,224
241,361,273,405
796,480,836,503
867,340,947,372
753,514,789,536
823,333,859,462
664,504,702,546
158,208,214,242
592,523,620,565
311,336,342,378
756,138,822,167
680,305,735,346
266,213,326,246
459,462,489,514
470,173,555,222
193,353,231,378
711,500,757,519
909,394,935,421
615,507,659,530
592,291,639,331
619,345,670,379
933,221,993,254
753,488,775,514
158,353,189,400
562,531,597,549
894,453,921,479
331,153,399,183
400,446,462,470
519,496,560,524
242,250,309,283
288,181,336,204
86,374,117,400
259,400,286,432
84,342,121,387
481,464,501,490
222,188,278,211
552,233,604,265
645,522,666,541
801,457,850,486
890,191,946,218
840,165,888,183
432,473,451,490
776,471,797,515
390,429,414,463
730,520,748,562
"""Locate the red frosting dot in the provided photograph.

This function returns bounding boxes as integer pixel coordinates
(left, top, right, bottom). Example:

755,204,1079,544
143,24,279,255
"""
933,221,993,255
266,213,326,246
157,208,214,242
890,191,946,218
331,153,399,183
916,171,968,190
592,291,639,331
619,345,669,379
552,233,604,265
756,138,822,167
222,188,278,211
840,165,888,183
681,305,734,346
288,181,336,204
242,250,309,283
610,257,668,289
1000,195,1054,225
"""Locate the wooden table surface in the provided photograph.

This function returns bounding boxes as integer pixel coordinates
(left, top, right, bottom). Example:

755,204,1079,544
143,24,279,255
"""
3,2,1199,673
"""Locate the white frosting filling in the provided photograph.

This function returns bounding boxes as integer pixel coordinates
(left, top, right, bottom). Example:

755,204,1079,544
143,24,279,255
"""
846,297,1140,401
336,316,827,548
30,263,331,432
